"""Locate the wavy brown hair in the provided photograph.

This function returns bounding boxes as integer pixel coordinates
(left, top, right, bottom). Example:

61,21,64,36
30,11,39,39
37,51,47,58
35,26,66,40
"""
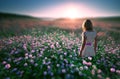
82,19,93,32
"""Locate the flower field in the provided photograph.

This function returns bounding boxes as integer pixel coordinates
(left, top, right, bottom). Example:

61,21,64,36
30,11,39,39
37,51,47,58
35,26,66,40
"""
0,27,120,79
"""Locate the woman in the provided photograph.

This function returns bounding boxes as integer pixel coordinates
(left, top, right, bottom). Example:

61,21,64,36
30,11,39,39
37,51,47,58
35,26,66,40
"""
79,19,97,57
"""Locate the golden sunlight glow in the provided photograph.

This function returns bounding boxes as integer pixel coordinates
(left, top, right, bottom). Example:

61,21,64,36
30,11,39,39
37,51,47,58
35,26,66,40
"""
33,3,98,18
64,7,79,19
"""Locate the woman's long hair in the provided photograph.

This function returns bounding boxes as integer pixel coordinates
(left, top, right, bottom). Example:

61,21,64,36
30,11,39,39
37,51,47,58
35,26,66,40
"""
82,19,93,32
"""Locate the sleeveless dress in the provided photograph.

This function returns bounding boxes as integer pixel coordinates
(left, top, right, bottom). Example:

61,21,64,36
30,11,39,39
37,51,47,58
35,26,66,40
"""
81,31,97,57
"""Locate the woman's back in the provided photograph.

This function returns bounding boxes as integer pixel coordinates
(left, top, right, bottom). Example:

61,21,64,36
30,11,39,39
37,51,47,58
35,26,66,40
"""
80,19,97,57
83,31,97,43
81,31,97,57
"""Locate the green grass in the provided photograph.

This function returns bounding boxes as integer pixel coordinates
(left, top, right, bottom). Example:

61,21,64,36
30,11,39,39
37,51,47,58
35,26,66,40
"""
0,26,120,79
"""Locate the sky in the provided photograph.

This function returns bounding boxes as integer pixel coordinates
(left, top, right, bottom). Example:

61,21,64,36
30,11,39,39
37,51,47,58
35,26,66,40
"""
0,0,120,18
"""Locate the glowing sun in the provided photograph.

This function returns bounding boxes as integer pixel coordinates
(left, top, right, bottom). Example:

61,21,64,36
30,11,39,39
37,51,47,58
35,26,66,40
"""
65,7,79,19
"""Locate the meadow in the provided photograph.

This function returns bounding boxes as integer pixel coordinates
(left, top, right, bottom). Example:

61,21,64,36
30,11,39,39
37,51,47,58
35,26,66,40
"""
0,13,120,79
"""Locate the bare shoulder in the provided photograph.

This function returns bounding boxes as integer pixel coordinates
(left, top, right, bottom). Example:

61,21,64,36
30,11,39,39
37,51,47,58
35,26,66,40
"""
81,32,87,36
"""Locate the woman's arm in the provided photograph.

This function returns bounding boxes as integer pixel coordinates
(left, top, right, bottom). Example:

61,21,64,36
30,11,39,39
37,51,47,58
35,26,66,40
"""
79,35,86,57
94,36,97,54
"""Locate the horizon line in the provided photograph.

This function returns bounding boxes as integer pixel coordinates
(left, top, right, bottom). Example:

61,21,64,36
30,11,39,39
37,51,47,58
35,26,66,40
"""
0,11,120,19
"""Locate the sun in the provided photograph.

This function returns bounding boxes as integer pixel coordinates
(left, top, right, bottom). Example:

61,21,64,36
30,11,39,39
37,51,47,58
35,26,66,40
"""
65,7,79,19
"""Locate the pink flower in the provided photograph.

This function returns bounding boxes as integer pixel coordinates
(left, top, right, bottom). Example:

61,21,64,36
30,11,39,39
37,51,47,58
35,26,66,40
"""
110,68,116,72
87,62,92,66
31,50,35,53
25,53,28,56
91,69,95,75
116,70,120,74
5,64,11,69
97,69,102,73
50,44,54,49
29,54,33,58
2,61,7,65
97,74,102,79
82,60,92,66
106,77,110,79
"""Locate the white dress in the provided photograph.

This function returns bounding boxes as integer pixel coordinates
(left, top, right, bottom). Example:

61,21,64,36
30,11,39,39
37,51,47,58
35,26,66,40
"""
81,31,97,57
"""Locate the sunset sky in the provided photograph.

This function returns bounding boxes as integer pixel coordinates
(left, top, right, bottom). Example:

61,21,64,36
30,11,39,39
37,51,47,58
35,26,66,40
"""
0,0,120,18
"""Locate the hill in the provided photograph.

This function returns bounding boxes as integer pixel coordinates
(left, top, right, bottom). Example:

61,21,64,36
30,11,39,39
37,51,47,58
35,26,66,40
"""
0,12,41,20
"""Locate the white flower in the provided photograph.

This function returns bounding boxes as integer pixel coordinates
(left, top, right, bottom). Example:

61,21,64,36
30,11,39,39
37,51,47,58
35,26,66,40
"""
29,54,33,58
47,65,51,69
57,64,60,67
69,55,72,58
24,63,28,66
92,65,97,69
25,56,28,59
84,66,88,70
75,67,79,71
34,63,38,67
30,59,34,63
97,74,102,79
45,57,47,60
43,60,46,64
64,59,68,63
88,56,92,60
64,52,67,56
44,71,47,75
79,66,83,70
70,64,74,67
62,69,66,73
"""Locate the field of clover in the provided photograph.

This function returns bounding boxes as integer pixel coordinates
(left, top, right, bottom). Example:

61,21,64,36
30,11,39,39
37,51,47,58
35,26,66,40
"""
0,27,120,79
